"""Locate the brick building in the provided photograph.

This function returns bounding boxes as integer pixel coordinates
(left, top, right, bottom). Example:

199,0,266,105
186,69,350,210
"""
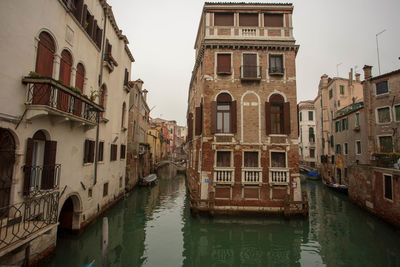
348,66,400,228
186,2,307,215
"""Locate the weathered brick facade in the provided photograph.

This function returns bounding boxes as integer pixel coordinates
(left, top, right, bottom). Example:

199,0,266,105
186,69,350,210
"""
187,3,307,215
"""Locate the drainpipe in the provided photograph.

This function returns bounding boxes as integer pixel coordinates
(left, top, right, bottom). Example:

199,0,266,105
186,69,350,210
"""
94,4,108,185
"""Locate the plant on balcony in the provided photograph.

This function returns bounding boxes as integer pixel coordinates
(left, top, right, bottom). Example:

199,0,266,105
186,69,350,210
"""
68,86,82,95
28,71,41,78
89,89,100,101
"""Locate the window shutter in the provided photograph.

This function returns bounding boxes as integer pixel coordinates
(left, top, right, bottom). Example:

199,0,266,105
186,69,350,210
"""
214,13,234,26
23,138,34,195
92,20,97,40
96,27,103,48
42,140,57,189
195,106,202,136
84,139,89,163
265,102,271,134
187,113,193,141
217,54,231,73
284,102,291,134
74,0,84,23
87,15,94,36
211,101,217,134
124,69,129,85
230,100,237,133
81,4,88,26
89,141,95,163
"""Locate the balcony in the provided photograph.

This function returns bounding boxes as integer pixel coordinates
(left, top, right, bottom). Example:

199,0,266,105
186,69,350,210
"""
268,67,285,76
0,191,59,256
269,168,289,185
242,168,263,185
214,167,235,185
205,26,294,41
373,153,400,170
22,77,103,127
25,165,61,194
240,66,262,80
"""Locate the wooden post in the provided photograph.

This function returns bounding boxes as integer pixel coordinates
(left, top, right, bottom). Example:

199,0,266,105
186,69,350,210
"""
102,217,108,267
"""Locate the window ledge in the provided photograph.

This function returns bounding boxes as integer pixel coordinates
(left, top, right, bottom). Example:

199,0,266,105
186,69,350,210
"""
100,117,109,123
217,72,232,75
375,92,390,98
268,134,288,137
83,162,93,166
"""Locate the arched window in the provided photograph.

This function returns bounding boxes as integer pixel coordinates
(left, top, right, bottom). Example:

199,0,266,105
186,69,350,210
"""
121,102,126,128
35,32,55,77
99,85,106,118
75,63,85,92
211,93,236,134
59,49,73,86
266,94,290,135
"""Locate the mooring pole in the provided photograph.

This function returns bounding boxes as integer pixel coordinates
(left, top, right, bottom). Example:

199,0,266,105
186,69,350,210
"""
102,217,109,267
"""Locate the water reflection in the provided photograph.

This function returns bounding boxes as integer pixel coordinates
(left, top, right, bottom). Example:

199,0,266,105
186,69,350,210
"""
44,175,400,267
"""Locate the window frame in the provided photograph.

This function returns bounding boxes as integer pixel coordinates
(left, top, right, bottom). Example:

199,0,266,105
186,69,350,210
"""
375,106,392,124
269,150,287,168
375,80,389,96
215,150,233,168
377,135,393,153
216,52,232,75
308,111,313,121
242,150,260,168
242,52,260,79
344,143,348,155
383,173,393,201
355,140,361,155
394,104,400,122
268,54,284,75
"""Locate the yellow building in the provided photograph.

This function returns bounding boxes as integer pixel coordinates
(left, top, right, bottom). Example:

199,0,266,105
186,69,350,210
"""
147,127,162,166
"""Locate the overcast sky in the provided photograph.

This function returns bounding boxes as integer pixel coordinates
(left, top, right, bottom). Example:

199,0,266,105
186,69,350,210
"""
108,0,400,126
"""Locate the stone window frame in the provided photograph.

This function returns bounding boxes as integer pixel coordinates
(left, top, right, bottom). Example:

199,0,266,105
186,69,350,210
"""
375,105,392,125
377,135,393,153
355,140,361,155
383,173,393,202
355,112,360,127
335,144,342,155
375,80,389,96
242,149,261,168
215,52,233,76
267,52,285,78
393,104,400,122
214,149,234,168
241,51,260,78
269,149,287,168
344,142,348,155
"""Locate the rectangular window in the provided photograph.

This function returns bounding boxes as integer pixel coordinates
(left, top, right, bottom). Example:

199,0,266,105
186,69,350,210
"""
217,54,231,74
355,113,360,127
88,187,93,198
344,143,348,155
379,136,393,153
239,13,258,26
377,107,391,123
217,103,230,133
271,103,283,134
271,152,286,167
244,151,259,167
98,141,104,162
119,177,123,188
322,138,325,149
342,118,347,130
395,105,400,121
103,182,108,197
308,111,313,121
356,141,361,154
242,53,258,78
335,121,340,132
340,85,345,95
336,144,341,154
376,80,388,95
331,155,335,164
214,13,234,26
310,148,315,158
110,144,118,161
330,135,334,148
299,111,302,121
264,13,283,27
120,144,126,159
384,174,393,200
216,151,231,167
269,54,283,74
84,140,95,163
329,89,333,99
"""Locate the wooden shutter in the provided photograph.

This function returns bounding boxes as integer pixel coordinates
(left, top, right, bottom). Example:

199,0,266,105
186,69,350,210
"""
35,32,55,77
92,20,97,40
87,14,94,36
265,102,271,134
264,14,283,27
84,139,89,163
59,50,72,86
124,69,129,85
98,141,104,161
230,100,237,133
243,54,257,78
239,13,258,26
195,106,202,136
42,140,57,189
217,54,231,73
187,113,193,141
214,13,234,26
81,4,88,26
89,141,95,163
74,0,84,22
75,63,85,92
283,102,291,134
96,27,103,48
211,101,217,134
23,138,34,195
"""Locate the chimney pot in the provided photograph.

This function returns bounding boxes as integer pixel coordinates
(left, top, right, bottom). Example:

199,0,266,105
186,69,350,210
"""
363,65,372,80
355,73,360,82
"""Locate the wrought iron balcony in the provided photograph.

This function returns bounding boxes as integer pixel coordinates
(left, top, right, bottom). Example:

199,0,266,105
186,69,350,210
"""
0,191,59,255
240,66,262,80
268,67,285,76
214,167,235,185
22,77,104,126
25,164,61,194
373,153,400,170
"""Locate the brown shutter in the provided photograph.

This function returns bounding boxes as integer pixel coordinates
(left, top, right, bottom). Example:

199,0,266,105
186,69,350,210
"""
42,140,57,189
265,102,271,134
264,14,283,27
124,69,129,85
211,101,217,134
187,113,193,141
87,14,94,36
217,54,231,73
81,4,88,26
92,20,97,39
284,102,291,134
230,100,237,133
239,13,258,26
243,54,257,78
75,63,85,92
74,0,84,22
96,27,103,48
23,138,34,195
84,139,89,163
195,106,202,136
214,13,234,26
89,140,95,163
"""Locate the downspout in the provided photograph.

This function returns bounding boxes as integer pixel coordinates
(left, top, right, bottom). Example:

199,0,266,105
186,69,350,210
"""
94,4,108,186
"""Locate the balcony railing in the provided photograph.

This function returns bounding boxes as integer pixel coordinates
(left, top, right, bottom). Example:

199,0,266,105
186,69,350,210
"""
269,168,289,185
214,167,235,184
242,168,263,184
373,153,400,169
26,165,61,193
0,191,59,253
268,67,285,76
23,77,103,125
205,26,294,40
240,66,262,80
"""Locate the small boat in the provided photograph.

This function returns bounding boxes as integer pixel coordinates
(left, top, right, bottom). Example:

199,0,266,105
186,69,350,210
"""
306,170,321,181
139,174,157,186
323,180,348,194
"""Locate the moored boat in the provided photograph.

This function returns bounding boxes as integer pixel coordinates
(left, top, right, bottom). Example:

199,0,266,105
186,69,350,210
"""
306,170,321,181
139,174,157,186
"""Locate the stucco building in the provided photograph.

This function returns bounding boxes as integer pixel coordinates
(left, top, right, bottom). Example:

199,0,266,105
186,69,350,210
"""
298,100,316,168
0,0,133,264
186,3,307,215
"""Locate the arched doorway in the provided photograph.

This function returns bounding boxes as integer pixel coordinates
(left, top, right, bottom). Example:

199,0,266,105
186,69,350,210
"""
0,128,15,217
58,195,81,233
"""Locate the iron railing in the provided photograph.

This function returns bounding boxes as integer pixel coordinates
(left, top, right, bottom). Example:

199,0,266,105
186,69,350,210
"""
240,66,262,80
374,153,400,169
27,164,61,193
0,191,60,250
23,77,103,124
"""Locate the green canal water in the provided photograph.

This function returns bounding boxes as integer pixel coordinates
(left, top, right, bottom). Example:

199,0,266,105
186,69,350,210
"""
44,175,400,267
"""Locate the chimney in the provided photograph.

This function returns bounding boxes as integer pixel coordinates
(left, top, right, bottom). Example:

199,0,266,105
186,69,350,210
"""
348,68,353,86
319,74,329,90
142,89,148,103
355,73,360,82
363,65,372,80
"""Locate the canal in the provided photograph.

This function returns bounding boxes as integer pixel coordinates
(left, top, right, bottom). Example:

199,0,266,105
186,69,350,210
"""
44,175,400,267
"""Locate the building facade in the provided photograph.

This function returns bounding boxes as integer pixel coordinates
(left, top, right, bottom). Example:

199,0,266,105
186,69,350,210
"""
0,0,133,264
298,100,316,168
186,3,307,215
349,66,400,228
